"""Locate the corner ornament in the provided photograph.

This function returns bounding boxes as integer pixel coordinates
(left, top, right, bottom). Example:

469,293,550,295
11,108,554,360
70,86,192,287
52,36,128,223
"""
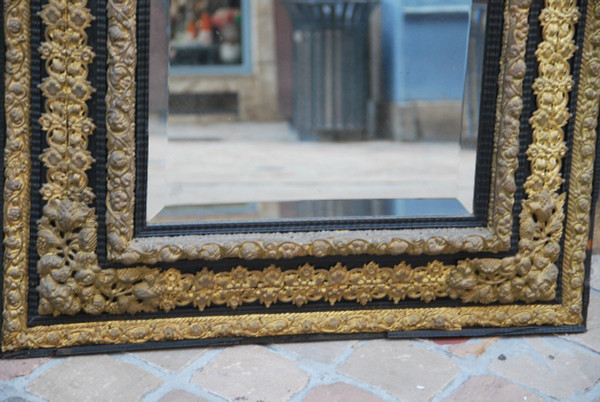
447,0,580,304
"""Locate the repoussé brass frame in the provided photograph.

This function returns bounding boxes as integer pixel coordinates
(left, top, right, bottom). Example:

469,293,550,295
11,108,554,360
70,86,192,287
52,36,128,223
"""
1,0,598,353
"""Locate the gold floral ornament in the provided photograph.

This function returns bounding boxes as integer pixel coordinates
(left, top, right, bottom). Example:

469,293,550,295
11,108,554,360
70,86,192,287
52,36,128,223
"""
106,0,137,256
2,0,32,340
447,0,580,304
36,0,100,316
38,262,453,315
560,0,600,321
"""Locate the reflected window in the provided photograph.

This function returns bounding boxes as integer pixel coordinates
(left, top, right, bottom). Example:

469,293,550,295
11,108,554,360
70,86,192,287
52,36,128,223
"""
169,0,251,73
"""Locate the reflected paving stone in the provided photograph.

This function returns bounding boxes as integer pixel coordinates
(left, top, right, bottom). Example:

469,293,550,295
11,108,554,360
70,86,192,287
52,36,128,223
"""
2,397,31,402
443,375,545,402
0,358,48,381
565,292,600,353
158,389,208,402
490,338,600,399
338,340,459,401
157,140,470,208
191,345,309,401
279,340,356,364
302,382,385,402
27,356,162,402
447,338,498,358
133,348,206,372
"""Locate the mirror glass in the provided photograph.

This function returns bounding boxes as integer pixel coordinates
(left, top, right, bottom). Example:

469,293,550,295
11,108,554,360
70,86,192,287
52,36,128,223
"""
147,0,488,224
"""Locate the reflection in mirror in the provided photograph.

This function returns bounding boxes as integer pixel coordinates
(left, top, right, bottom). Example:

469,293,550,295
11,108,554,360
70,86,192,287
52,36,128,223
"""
147,0,487,224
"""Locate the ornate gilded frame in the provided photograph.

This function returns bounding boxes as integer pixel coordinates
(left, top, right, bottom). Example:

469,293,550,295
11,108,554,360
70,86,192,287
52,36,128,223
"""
1,0,598,355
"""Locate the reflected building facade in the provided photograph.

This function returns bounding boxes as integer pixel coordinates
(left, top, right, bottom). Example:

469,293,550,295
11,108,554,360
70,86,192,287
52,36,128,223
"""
150,0,479,142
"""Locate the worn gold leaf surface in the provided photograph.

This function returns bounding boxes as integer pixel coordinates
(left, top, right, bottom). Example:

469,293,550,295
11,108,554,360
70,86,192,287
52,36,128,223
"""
447,0,580,304
561,0,600,320
58,261,453,315
106,0,136,260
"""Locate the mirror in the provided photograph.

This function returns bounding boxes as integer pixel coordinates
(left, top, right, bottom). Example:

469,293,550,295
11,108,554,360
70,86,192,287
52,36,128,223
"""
146,0,488,224
2,0,595,356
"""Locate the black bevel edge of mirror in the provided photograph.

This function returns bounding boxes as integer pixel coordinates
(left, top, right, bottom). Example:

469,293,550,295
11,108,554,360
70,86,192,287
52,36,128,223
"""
132,0,505,238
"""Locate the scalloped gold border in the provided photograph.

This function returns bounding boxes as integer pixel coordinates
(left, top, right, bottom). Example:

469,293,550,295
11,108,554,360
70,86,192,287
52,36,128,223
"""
2,0,597,351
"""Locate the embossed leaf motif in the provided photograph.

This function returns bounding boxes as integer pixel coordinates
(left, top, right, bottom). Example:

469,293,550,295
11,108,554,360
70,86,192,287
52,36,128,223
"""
37,261,463,315
36,201,103,315
157,269,185,312
262,265,284,286
39,3,63,25
328,264,348,285
37,223,65,254
37,275,81,316
55,199,89,232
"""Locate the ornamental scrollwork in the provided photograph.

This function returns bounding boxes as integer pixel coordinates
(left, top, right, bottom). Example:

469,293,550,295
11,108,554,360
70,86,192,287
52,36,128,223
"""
447,0,580,304
486,0,532,238
561,0,600,319
106,0,137,258
104,0,535,263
